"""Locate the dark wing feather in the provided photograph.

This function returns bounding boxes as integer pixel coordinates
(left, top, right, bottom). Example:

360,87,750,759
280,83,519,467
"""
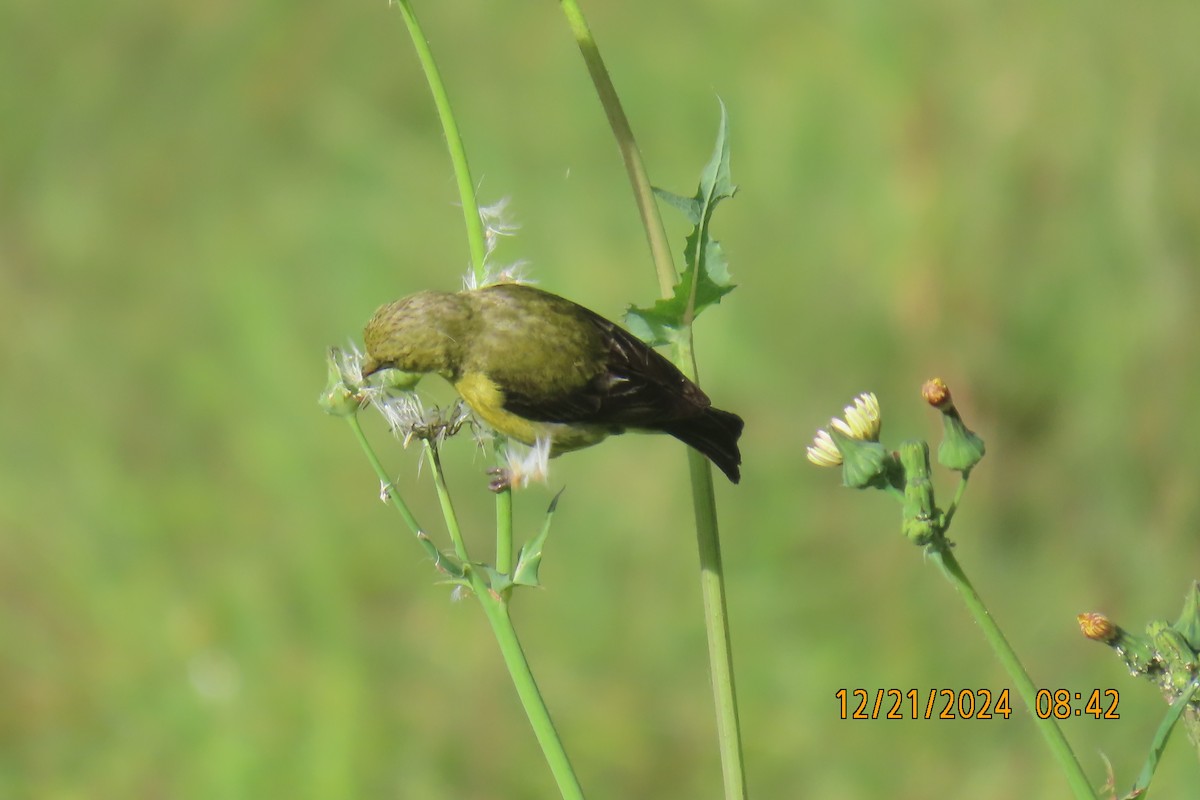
485,285,743,482
501,308,711,428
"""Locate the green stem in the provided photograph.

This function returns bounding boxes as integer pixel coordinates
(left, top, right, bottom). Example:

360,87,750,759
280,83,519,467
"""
930,544,1096,799
495,461,515,577
387,3,579,792
941,470,971,531
422,442,584,798
674,336,748,800
423,443,471,562
559,3,747,795
491,438,515,577
347,415,423,536
475,595,585,800
393,0,488,280
557,0,676,295
686,450,747,798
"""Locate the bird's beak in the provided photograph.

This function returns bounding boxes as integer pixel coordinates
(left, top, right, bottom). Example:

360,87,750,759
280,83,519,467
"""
360,356,383,377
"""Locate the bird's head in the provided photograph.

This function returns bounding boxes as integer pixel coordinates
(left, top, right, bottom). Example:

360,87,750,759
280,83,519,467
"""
361,290,471,381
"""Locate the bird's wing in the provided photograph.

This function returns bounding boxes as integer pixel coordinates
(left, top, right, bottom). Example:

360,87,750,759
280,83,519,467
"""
500,310,711,428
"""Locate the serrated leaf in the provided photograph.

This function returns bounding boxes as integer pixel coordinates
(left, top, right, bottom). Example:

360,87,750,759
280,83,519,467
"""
624,299,684,347
652,187,702,224
626,99,737,345
513,489,564,588
699,98,736,200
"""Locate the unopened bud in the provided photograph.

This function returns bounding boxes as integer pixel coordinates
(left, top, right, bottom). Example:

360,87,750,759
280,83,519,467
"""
828,427,892,490
1077,612,1118,642
922,378,952,410
1148,621,1199,693
1078,611,1157,675
923,378,985,473
899,440,941,546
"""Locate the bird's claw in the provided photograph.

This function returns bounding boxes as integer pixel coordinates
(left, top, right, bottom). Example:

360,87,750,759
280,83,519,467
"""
486,467,512,493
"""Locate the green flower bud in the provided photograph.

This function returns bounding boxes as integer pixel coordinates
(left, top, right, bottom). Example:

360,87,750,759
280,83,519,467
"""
828,427,892,490
1079,612,1158,675
898,440,942,545
1117,632,1160,677
1148,620,1199,693
319,347,365,417
922,378,985,473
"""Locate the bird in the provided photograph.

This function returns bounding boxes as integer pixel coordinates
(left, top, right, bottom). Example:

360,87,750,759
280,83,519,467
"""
360,282,744,483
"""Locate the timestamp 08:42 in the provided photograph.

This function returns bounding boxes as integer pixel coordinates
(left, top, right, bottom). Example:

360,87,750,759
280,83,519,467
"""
835,688,1121,720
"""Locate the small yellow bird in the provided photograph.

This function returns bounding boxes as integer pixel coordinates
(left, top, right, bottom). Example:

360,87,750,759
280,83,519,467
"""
361,283,744,482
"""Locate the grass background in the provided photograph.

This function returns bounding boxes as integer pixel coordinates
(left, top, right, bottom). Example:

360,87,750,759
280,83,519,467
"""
3,0,1199,797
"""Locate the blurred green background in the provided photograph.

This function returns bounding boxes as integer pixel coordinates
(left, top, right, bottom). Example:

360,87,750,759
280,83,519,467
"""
3,0,1199,797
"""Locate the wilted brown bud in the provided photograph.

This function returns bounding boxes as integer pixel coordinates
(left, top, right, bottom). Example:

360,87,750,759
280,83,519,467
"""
922,378,952,411
1078,612,1118,642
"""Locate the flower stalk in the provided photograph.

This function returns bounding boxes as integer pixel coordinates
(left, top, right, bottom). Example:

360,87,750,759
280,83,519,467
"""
557,4,748,797
809,384,1095,799
323,6,589,795
327,356,584,797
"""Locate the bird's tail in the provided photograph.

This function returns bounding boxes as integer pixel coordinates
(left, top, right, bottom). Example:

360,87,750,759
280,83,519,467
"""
660,407,744,483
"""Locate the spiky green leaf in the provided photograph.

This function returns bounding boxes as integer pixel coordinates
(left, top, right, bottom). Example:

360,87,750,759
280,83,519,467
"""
513,489,564,588
625,100,737,346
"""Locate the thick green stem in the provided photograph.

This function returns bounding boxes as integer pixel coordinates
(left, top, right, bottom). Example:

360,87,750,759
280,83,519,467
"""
494,442,515,577
495,486,514,575
557,0,676,295
393,0,488,280
422,442,584,799
685,446,747,799
559,3,747,795
930,545,1096,799
476,595,585,799
674,337,748,800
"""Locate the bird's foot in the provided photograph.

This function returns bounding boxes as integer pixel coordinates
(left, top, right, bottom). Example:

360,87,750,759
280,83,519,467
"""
486,437,552,491
486,467,512,493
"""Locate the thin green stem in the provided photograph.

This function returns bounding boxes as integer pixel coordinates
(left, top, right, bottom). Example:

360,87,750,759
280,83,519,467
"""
559,3,747,795
674,336,748,800
421,440,584,799
475,595,585,800
423,443,471,562
941,470,971,531
495,489,514,575
347,415,423,536
930,544,1096,799
386,4,580,792
557,0,676,295
495,448,515,577
685,449,747,799
393,0,487,280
